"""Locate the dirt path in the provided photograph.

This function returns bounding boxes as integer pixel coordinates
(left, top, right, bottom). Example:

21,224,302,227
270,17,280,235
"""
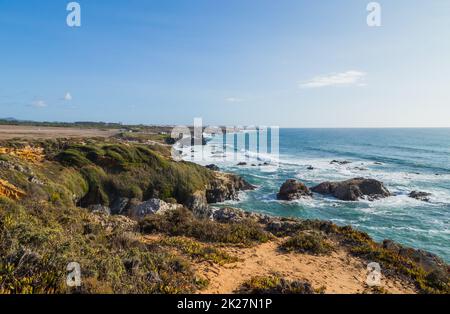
196,239,416,294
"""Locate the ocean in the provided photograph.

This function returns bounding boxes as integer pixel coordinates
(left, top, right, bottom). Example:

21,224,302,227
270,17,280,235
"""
182,128,450,262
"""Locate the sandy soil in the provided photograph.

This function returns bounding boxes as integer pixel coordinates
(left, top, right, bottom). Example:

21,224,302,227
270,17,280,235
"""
195,239,417,294
0,125,119,140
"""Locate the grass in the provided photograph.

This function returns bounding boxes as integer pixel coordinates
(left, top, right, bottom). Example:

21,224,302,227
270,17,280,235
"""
334,225,449,294
157,237,238,265
280,231,333,255
1,137,448,294
0,196,209,294
53,140,214,206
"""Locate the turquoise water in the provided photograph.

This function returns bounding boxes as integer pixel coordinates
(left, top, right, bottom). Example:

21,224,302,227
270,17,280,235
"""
186,128,450,262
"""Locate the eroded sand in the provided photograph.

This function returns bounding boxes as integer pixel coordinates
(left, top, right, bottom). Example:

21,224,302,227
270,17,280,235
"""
144,235,416,294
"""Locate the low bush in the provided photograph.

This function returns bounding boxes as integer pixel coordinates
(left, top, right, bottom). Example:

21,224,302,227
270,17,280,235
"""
158,237,238,265
238,275,319,294
140,207,270,245
280,231,333,255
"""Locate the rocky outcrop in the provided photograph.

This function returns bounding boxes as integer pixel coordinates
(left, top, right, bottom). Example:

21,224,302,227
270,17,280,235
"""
408,191,431,202
205,164,220,171
110,197,130,215
128,198,183,219
206,173,255,203
311,178,390,201
382,240,449,285
277,179,312,201
186,191,213,218
212,206,263,223
330,160,352,165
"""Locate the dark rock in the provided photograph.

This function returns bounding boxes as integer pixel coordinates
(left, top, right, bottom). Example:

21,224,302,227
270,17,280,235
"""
330,160,352,165
381,239,402,252
110,197,130,215
277,179,312,201
251,164,256,166
382,240,448,276
124,258,141,275
425,269,449,291
237,162,247,166
164,137,176,145
205,164,220,171
28,176,44,185
408,191,431,202
206,174,255,204
311,178,390,201
186,191,213,218
307,166,314,170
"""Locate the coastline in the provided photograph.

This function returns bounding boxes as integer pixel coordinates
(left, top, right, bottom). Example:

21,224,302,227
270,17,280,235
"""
183,129,450,263
0,126,448,294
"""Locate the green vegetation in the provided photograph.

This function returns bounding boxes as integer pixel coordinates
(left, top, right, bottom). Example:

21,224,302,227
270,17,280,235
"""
0,196,212,294
0,138,221,293
280,231,333,255
52,141,213,206
269,219,448,294
1,136,448,294
140,207,270,245
238,275,320,294
334,225,449,294
158,237,238,265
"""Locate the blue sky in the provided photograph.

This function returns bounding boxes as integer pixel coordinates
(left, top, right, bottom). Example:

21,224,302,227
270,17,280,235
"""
0,0,449,127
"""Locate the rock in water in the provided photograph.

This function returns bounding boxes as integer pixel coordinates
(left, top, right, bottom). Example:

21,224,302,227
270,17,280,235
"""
277,179,312,201
311,178,390,201
206,174,255,203
408,191,431,202
205,164,220,171
330,160,352,165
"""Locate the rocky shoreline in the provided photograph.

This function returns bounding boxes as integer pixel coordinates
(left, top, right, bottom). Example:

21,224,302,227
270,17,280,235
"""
0,136,448,293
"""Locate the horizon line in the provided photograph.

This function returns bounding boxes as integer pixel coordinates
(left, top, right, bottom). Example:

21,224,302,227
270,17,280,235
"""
1,119,450,130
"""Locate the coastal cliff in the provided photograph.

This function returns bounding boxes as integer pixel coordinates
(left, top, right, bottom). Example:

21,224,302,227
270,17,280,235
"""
0,137,448,294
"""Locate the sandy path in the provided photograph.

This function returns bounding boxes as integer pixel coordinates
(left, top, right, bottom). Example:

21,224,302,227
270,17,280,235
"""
196,239,416,294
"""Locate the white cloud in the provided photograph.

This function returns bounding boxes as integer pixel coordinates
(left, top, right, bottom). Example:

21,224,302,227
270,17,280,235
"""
31,100,47,108
64,92,72,101
225,97,244,103
299,70,366,88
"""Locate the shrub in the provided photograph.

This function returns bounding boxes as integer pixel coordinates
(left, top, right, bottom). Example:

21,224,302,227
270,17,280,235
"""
280,231,333,255
140,207,270,245
238,275,318,294
159,237,238,265
0,197,206,294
